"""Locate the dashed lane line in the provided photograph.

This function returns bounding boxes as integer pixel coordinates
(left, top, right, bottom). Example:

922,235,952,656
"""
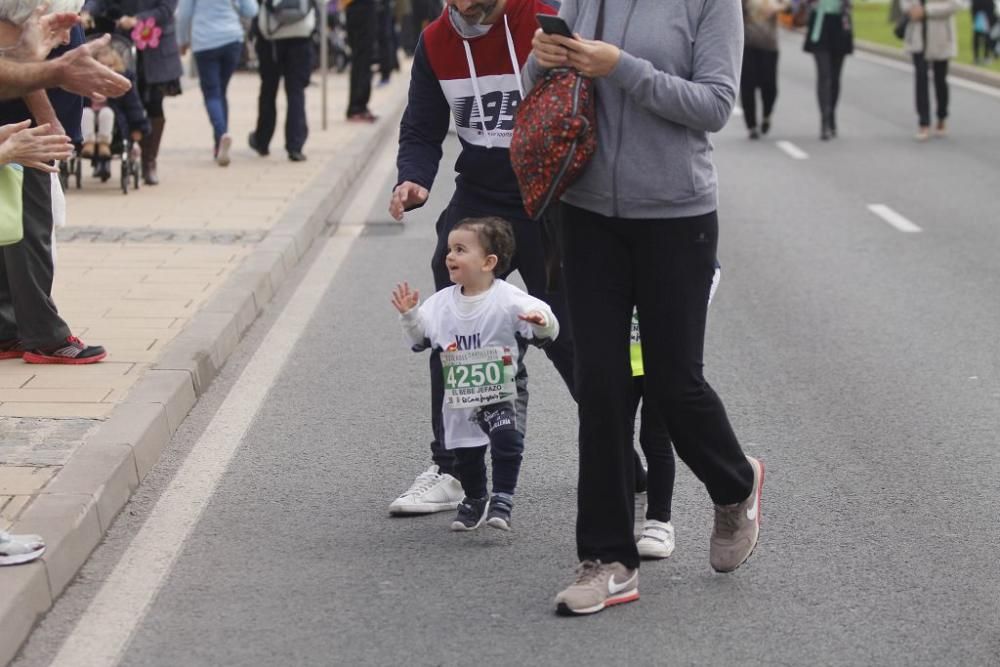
868,204,922,233
776,140,809,160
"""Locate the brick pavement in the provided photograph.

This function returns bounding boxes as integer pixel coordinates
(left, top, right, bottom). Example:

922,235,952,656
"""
0,64,409,533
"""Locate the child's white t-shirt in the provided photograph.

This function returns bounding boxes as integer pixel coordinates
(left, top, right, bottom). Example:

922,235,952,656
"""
400,280,559,449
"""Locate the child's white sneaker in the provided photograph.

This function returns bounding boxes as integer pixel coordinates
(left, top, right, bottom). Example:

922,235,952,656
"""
636,519,675,560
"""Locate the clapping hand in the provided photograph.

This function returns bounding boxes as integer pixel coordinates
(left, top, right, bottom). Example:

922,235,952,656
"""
391,282,420,314
518,311,548,327
0,121,73,173
1,5,79,61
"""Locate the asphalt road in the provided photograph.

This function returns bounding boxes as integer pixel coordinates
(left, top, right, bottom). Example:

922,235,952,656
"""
13,34,1000,667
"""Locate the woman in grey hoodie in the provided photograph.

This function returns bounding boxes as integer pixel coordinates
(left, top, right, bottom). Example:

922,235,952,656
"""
526,0,764,616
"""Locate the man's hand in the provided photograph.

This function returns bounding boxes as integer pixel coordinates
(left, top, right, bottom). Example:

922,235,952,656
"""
1,6,79,61
518,311,548,327
0,121,73,172
389,181,429,221
908,4,925,19
391,282,420,314
54,35,131,99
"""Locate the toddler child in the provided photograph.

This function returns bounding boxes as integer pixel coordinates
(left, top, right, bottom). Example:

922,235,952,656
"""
391,217,559,532
79,40,148,179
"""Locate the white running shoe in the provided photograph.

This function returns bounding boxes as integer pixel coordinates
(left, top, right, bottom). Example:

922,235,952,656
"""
388,465,464,515
636,520,675,560
216,133,232,166
0,530,46,566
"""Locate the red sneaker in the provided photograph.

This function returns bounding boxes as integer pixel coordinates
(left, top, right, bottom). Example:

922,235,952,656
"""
0,339,25,360
23,336,106,365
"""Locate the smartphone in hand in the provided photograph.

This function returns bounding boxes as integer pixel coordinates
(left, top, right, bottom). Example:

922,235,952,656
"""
536,13,574,38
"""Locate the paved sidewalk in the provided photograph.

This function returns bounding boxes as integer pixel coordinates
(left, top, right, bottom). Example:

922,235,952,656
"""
0,62,410,664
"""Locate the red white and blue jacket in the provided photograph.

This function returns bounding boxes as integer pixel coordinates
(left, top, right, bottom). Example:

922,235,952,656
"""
396,0,557,217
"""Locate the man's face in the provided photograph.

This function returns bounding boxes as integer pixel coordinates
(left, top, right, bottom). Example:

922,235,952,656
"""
447,0,499,25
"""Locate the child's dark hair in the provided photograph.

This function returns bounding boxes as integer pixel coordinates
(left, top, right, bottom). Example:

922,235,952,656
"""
454,217,516,275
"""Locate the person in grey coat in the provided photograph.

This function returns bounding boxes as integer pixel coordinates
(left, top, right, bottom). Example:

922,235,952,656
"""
527,0,763,615
901,0,960,140
82,0,184,184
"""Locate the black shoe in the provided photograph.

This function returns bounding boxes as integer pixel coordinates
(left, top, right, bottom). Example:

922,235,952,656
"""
248,131,269,156
761,117,771,135
748,128,760,140
486,494,513,531
450,496,489,531
96,159,112,182
288,151,307,162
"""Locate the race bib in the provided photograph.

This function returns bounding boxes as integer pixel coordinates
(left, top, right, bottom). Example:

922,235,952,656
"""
441,345,516,409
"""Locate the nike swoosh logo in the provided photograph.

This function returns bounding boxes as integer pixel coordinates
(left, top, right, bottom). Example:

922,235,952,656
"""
608,572,635,595
746,489,759,521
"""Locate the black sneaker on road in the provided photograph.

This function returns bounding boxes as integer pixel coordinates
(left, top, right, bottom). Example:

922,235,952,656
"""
450,496,489,532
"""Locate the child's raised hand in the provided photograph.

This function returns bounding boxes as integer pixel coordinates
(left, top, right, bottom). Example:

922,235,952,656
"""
391,282,419,314
518,311,547,327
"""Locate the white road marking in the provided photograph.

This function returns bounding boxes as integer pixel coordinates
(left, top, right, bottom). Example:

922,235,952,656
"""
776,140,809,160
732,107,744,117
48,227,366,667
855,51,1000,100
340,138,398,226
868,204,922,233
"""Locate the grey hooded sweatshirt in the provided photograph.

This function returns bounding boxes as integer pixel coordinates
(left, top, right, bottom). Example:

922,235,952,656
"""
523,0,743,219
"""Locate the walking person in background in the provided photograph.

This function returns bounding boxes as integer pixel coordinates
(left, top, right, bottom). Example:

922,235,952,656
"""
528,0,764,616
249,0,316,162
971,0,995,64
344,0,377,121
741,0,785,139
374,0,399,86
902,0,959,140
82,0,184,185
177,0,258,166
802,0,853,140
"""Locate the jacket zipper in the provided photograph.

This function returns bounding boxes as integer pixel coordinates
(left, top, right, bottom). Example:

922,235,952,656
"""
611,0,639,218
536,74,583,218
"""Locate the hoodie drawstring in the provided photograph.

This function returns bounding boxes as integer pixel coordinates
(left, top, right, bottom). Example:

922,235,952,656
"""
460,15,523,150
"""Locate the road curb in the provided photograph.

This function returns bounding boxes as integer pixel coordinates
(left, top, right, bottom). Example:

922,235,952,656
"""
0,88,408,666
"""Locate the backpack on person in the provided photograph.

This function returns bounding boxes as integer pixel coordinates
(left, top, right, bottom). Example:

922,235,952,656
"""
263,0,313,33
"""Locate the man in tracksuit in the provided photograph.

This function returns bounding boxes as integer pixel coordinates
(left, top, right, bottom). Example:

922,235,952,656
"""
386,0,573,516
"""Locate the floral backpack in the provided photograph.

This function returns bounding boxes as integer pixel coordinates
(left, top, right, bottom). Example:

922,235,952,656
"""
510,1,604,220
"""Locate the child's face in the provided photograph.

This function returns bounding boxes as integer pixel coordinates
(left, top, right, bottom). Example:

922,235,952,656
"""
445,228,494,286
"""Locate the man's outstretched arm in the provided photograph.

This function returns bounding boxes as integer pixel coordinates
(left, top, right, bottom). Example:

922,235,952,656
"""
0,35,130,101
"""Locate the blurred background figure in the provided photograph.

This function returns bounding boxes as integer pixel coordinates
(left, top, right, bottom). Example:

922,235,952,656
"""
374,0,399,86
971,0,995,64
82,0,184,185
250,0,316,162
802,0,854,140
343,0,376,122
741,0,785,139
176,0,258,167
901,0,960,140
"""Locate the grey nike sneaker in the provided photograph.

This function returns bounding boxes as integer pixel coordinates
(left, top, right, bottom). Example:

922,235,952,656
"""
554,560,639,616
710,455,765,573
